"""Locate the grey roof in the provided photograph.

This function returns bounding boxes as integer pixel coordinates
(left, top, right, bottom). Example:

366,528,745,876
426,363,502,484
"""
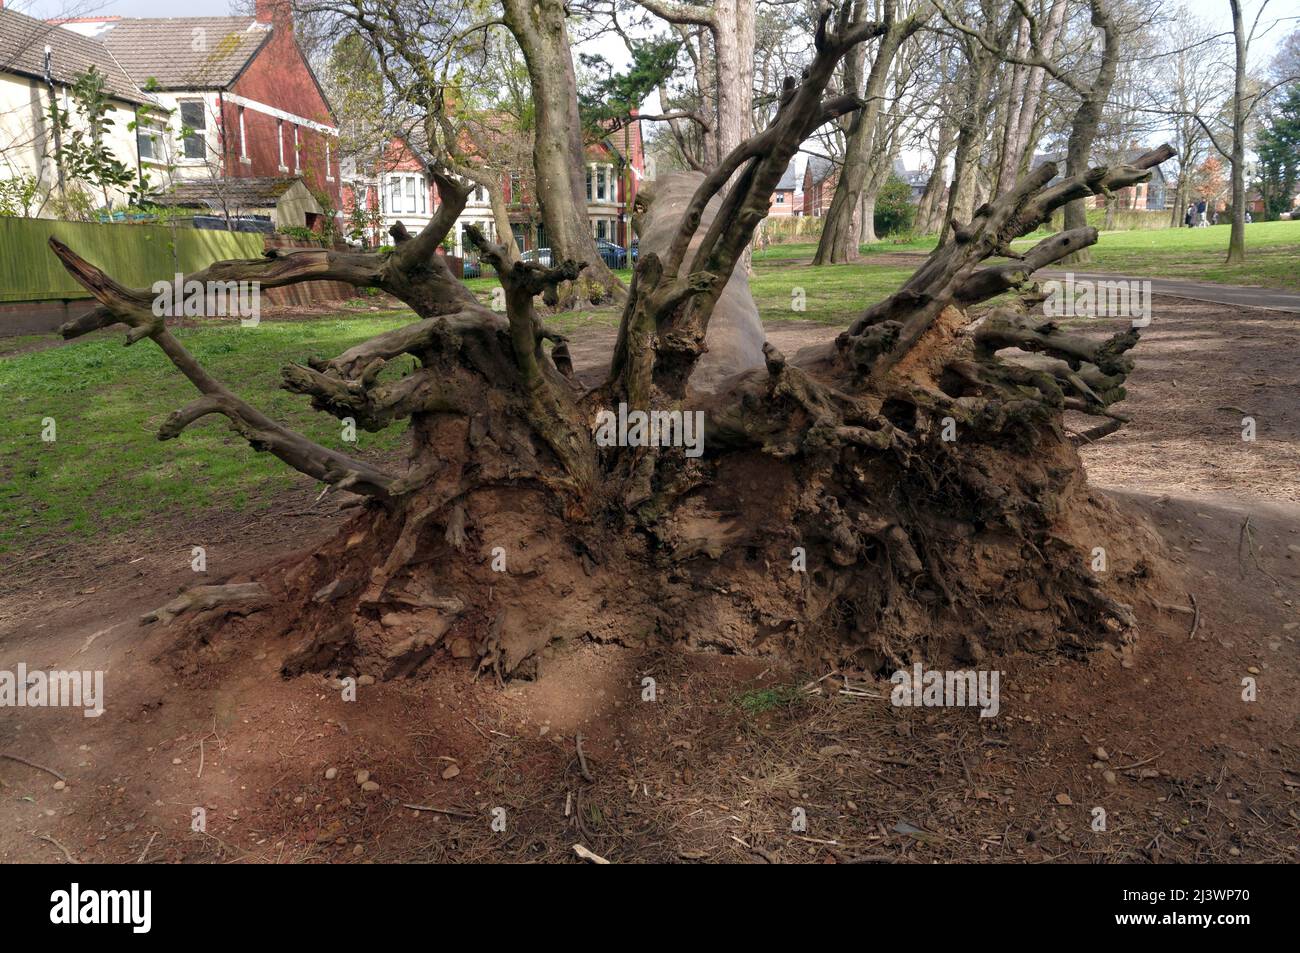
805,155,835,184
95,17,271,90
150,176,308,209
775,159,797,192
0,8,148,104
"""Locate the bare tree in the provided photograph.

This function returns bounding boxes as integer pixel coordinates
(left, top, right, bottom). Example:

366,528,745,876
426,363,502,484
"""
813,0,930,263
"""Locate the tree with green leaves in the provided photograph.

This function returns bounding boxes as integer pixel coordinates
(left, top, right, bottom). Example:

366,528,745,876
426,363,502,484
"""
45,65,143,216
1255,83,1300,219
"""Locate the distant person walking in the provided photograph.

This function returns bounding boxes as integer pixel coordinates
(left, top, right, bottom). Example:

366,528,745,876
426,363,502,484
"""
1197,199,1208,227
1185,204,1194,227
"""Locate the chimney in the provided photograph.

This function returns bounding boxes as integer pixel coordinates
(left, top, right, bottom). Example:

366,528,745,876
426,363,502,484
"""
254,0,292,29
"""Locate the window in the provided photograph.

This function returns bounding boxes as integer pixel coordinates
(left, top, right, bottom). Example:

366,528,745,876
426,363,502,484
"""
293,125,300,172
418,176,426,214
179,100,205,160
596,219,608,241
136,110,164,161
238,107,248,160
775,193,785,204
509,172,522,204
390,176,401,212
405,177,416,213
325,141,333,180
277,119,286,170
585,167,592,201
596,167,607,201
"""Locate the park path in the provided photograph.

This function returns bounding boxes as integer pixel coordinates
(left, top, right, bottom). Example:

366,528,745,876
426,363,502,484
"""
1036,270,1300,313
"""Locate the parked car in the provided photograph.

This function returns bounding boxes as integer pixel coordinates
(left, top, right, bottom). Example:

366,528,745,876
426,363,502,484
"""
463,257,482,279
520,248,554,266
595,239,628,268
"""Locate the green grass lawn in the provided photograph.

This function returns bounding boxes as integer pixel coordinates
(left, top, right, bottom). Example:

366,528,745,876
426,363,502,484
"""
1024,221,1299,289
749,257,915,324
758,219,1299,290
0,315,416,556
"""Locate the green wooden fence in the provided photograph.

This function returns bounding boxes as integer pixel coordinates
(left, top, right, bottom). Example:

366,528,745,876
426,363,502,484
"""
0,219,265,303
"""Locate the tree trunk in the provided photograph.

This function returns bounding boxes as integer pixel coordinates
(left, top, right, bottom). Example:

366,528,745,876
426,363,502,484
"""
1226,0,1247,264
859,192,878,244
814,4,916,264
712,0,757,171
501,0,621,300
998,0,1067,196
916,117,957,235
1059,0,1121,264
48,14,1172,691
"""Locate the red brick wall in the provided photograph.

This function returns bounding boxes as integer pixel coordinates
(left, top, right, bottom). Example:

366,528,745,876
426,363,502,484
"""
219,21,341,209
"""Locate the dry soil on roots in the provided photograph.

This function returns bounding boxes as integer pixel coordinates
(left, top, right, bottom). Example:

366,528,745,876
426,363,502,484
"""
0,296,1296,863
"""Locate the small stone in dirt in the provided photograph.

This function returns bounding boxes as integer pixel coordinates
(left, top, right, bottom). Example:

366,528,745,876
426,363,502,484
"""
1095,746,1109,761
441,764,461,780
1055,793,1073,805
360,781,380,792
172,757,182,765
357,674,375,686
1247,666,1260,675
1103,770,1117,785
324,767,338,780
353,845,364,856
1228,847,1241,857
253,652,267,661
53,780,66,791
449,637,473,659
355,770,370,785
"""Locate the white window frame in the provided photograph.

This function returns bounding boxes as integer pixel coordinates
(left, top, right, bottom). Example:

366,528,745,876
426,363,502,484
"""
178,98,207,162
293,125,301,172
277,119,287,172
238,107,249,163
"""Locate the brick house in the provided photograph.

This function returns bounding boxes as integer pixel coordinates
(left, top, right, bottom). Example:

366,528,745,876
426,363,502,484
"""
802,156,838,217
342,117,647,256
60,0,341,228
768,160,797,216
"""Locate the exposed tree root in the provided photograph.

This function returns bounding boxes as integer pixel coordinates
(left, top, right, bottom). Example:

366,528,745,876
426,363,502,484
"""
48,7,1175,687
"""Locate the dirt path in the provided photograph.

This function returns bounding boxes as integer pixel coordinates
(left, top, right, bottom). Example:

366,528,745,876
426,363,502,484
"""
1,297,1296,864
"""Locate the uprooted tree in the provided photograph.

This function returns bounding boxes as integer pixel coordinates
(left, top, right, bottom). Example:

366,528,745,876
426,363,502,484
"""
50,6,1172,684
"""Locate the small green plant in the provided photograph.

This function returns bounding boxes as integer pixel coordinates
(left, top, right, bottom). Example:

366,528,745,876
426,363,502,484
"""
0,173,45,217
736,684,805,714
277,225,326,245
